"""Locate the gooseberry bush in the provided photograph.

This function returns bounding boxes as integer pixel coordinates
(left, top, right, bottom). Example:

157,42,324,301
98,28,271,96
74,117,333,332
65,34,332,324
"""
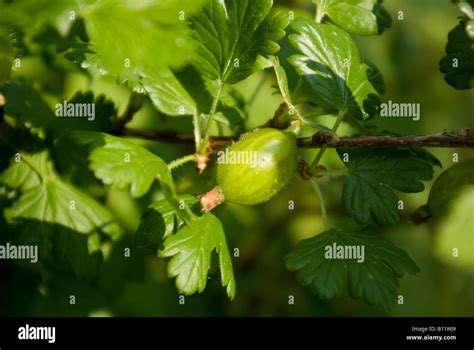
0,0,473,312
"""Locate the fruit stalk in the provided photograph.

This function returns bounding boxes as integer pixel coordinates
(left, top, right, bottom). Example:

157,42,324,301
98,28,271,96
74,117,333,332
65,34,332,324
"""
200,187,225,213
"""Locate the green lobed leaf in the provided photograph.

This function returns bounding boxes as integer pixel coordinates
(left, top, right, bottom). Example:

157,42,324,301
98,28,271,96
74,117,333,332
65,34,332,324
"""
80,0,207,112
289,18,380,119
53,91,117,132
159,213,236,299
0,152,43,191
1,82,117,134
140,69,197,117
439,18,474,90
173,67,248,132
33,21,92,69
293,104,337,128
72,131,175,200
139,65,249,119
457,0,474,20
1,82,56,130
175,66,214,116
285,226,419,309
135,195,197,250
190,0,288,84
0,150,122,240
427,158,474,218
408,147,443,169
268,55,293,105
339,148,434,225
372,1,392,35
52,135,105,192
82,0,205,77
365,60,386,95
314,0,391,36
2,218,105,279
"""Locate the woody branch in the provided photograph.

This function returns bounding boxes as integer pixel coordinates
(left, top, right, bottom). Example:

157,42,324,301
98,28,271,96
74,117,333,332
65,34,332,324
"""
120,128,474,150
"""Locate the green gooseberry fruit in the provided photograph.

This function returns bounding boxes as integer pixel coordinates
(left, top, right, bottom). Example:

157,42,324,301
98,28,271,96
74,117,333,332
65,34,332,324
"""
201,128,298,212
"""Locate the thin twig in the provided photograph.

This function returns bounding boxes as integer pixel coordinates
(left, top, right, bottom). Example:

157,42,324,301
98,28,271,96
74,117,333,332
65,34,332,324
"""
200,80,224,155
121,127,474,150
298,129,474,149
168,154,197,170
112,92,145,134
310,109,345,170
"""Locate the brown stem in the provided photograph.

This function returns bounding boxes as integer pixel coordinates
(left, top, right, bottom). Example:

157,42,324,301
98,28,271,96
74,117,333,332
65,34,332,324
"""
112,92,145,134
298,129,474,148
121,128,474,150
121,128,236,149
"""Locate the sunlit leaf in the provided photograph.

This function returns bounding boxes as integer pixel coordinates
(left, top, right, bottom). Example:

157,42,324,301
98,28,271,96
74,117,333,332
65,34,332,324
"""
313,0,391,36
289,19,380,119
1,150,122,240
190,0,288,84
159,213,236,299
